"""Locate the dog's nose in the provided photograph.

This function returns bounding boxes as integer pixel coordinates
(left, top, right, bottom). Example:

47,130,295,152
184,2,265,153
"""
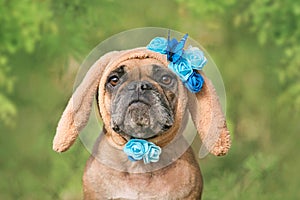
140,81,153,91
127,81,153,91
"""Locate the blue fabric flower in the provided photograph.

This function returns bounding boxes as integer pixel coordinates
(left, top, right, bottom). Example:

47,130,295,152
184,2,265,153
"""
123,139,148,161
168,58,193,82
143,143,161,164
146,37,168,54
183,46,207,70
184,71,204,93
123,139,162,164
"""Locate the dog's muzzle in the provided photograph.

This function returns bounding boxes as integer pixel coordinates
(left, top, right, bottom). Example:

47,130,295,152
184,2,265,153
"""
111,81,174,140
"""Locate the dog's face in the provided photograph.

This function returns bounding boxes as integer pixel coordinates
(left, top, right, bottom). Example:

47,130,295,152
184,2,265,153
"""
104,59,179,140
53,48,230,156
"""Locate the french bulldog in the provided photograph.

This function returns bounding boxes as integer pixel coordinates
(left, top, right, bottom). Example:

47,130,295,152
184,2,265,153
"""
53,47,231,199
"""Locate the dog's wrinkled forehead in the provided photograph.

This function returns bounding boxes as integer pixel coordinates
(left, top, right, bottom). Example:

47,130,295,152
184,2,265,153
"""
105,58,178,91
111,58,167,77
121,58,164,68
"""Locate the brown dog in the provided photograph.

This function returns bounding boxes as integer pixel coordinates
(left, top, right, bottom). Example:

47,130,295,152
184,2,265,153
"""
52,47,231,199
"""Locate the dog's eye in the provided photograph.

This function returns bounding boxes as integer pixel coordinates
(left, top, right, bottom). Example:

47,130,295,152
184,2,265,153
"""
160,75,172,85
108,75,120,87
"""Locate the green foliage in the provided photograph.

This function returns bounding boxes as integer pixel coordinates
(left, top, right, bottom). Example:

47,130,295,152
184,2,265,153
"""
203,153,280,200
0,0,299,199
234,0,300,113
0,64,16,125
176,0,236,17
0,0,53,126
0,0,53,54
234,0,300,47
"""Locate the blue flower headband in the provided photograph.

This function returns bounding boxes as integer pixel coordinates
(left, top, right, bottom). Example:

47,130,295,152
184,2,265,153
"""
146,32,207,93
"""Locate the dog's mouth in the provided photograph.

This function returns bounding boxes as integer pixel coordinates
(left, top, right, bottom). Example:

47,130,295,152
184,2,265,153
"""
117,131,159,142
127,101,151,127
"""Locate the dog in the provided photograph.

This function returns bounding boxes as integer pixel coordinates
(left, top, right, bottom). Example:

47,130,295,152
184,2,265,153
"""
52,46,231,199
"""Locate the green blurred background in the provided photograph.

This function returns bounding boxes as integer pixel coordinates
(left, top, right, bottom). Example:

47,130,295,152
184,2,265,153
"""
1,0,299,199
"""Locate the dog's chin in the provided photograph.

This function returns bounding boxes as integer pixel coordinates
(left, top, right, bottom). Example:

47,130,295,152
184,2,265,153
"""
114,122,171,141
118,132,159,141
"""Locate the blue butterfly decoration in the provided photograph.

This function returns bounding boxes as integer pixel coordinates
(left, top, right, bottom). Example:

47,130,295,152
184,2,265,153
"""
166,31,188,63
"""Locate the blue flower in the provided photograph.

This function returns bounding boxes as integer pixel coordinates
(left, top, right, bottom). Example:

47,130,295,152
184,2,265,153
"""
146,37,168,54
183,46,207,70
143,143,161,164
168,58,193,82
184,71,204,93
123,139,162,164
123,139,149,161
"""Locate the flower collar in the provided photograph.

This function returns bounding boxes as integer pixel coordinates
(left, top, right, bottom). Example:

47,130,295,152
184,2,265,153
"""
147,32,207,93
123,139,161,164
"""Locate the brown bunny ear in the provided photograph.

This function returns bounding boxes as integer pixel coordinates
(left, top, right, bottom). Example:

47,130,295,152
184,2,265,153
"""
188,72,231,157
53,51,119,152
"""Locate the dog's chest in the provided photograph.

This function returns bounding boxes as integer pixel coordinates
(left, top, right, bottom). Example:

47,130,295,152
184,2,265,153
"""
103,173,172,199
83,152,202,199
100,167,194,199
